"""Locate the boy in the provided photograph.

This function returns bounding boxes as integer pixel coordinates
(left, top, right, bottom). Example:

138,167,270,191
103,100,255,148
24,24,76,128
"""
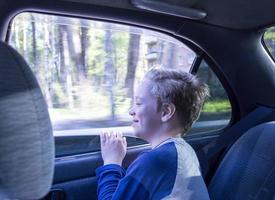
96,68,210,199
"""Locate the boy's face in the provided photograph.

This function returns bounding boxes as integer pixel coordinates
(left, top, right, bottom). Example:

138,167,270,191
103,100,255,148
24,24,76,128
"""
129,79,163,141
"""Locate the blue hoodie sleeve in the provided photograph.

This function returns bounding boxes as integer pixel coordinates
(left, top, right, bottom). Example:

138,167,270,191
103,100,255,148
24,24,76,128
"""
95,163,150,200
95,164,126,200
96,143,178,200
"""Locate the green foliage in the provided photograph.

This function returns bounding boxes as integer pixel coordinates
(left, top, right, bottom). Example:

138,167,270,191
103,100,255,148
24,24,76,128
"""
264,27,275,40
87,27,106,77
113,31,129,86
202,100,231,113
264,27,275,58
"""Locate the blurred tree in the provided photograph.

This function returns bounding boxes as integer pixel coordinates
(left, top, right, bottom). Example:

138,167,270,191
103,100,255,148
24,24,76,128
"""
63,19,85,82
43,21,53,108
79,19,90,79
31,14,38,74
57,17,74,108
104,24,116,120
125,28,141,98
160,42,177,68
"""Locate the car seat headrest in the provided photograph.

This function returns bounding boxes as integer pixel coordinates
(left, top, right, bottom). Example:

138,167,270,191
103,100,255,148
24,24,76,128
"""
0,42,54,199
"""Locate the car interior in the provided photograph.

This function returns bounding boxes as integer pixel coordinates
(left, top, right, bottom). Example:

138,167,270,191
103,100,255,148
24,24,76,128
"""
0,0,275,200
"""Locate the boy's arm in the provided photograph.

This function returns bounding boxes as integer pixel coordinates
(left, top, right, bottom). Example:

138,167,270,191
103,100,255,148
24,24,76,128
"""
97,132,151,199
96,163,150,200
96,131,127,199
96,164,126,200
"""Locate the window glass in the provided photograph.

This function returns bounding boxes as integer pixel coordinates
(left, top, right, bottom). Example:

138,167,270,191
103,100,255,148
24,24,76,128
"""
189,60,231,135
9,12,196,156
263,27,275,59
10,13,232,156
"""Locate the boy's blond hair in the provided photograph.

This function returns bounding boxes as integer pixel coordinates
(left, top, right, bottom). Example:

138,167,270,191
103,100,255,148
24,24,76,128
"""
144,68,209,134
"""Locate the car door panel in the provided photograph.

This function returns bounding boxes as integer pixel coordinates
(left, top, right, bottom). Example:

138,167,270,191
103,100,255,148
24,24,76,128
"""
43,134,217,200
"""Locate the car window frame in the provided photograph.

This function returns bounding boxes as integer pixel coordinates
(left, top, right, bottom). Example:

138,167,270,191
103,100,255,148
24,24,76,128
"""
5,11,239,157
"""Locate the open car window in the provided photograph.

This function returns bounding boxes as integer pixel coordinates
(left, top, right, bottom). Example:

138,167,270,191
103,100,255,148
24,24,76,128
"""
194,60,231,135
263,27,275,60
9,12,231,157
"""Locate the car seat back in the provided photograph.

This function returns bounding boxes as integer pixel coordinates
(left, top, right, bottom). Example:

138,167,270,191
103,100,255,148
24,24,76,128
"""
208,122,275,199
0,42,54,199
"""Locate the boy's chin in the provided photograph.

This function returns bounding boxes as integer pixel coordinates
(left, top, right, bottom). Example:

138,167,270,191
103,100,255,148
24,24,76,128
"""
133,130,140,137
133,130,143,138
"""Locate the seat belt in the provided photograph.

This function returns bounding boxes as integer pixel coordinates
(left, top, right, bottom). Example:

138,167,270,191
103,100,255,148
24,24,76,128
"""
197,105,275,182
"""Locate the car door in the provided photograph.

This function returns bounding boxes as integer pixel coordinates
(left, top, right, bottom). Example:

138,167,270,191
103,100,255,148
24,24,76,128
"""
8,12,233,200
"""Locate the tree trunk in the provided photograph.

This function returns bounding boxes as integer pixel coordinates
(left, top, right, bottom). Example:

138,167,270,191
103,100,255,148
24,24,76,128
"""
57,19,74,109
63,20,85,82
79,19,90,78
23,18,28,62
14,22,20,52
125,31,141,98
104,24,116,120
58,25,66,85
162,42,177,69
31,14,38,74
43,22,53,108
63,38,74,109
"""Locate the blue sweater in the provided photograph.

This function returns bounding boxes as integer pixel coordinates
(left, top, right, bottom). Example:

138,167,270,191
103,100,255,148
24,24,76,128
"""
96,138,209,200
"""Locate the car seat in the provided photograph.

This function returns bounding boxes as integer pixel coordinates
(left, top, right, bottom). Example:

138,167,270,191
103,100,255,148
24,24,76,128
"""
208,122,275,199
0,41,54,199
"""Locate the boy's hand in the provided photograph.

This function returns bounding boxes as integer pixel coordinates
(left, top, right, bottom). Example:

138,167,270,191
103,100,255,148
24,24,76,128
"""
100,131,127,166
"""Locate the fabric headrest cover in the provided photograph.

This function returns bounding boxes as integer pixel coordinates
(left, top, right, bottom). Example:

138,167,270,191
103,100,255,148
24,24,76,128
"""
0,42,54,199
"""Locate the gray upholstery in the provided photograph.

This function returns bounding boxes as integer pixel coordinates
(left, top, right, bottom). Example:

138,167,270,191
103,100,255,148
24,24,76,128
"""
0,42,54,199
208,122,275,200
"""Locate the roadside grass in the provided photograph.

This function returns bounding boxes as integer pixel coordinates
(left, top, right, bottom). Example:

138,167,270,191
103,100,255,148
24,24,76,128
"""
202,100,231,113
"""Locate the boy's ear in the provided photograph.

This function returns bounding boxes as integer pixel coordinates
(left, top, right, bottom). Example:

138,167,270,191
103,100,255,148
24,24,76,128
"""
161,103,176,122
